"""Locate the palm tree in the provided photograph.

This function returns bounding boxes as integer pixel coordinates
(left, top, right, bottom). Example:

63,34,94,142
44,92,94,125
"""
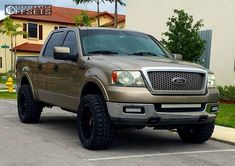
109,0,126,28
73,0,104,27
12,24,26,70
74,11,92,27
0,17,27,71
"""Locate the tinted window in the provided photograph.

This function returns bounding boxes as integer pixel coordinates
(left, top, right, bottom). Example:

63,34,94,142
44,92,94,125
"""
43,32,64,57
28,23,37,38
62,31,78,57
80,30,172,58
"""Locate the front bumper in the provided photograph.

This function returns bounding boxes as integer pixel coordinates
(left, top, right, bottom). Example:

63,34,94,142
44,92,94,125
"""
107,102,218,128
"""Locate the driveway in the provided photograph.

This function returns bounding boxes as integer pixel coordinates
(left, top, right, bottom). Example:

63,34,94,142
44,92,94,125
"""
0,100,235,166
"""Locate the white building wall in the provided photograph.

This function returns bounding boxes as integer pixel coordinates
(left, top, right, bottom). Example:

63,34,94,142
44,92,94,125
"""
126,0,235,86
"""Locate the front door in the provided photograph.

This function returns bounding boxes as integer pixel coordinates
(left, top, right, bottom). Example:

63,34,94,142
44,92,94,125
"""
37,30,65,105
50,30,81,110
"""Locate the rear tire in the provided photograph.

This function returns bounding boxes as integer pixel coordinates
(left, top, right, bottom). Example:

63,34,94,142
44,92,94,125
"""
77,94,114,150
178,121,215,143
17,85,42,123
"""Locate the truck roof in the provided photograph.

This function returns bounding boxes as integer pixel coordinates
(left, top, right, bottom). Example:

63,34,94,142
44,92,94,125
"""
53,27,146,35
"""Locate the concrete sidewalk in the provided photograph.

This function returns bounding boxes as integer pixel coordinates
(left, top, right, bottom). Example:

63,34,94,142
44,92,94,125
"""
212,125,235,145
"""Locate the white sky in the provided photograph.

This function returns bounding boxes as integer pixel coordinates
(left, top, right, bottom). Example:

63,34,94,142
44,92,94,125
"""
0,0,126,20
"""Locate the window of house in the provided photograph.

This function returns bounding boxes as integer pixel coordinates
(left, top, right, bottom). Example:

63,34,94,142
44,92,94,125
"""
43,31,64,57
28,23,38,38
0,57,2,68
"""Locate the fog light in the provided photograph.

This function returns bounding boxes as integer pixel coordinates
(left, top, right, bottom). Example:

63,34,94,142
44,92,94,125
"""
211,106,219,112
123,106,145,114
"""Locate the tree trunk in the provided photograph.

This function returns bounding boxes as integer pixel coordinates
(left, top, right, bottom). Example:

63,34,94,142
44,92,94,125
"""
10,35,13,72
97,0,100,27
14,35,17,72
114,0,118,28
4,46,7,73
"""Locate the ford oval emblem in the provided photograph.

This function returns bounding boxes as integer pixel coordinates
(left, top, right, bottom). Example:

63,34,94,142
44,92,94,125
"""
172,77,186,85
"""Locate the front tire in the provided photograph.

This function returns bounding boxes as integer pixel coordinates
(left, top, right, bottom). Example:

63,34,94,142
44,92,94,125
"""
17,85,42,123
178,121,215,143
77,95,114,150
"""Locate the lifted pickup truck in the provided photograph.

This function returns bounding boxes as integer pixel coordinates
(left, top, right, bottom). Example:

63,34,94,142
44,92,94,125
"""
16,27,219,150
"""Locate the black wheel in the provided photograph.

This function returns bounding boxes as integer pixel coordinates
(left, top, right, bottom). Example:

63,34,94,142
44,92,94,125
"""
178,121,215,143
77,94,114,150
17,85,42,123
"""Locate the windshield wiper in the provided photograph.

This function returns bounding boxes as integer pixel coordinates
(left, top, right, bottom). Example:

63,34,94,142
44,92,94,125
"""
87,50,119,55
131,51,163,57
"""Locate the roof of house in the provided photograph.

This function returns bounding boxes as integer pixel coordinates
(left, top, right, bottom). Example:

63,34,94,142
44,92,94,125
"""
8,6,125,25
101,17,126,27
12,42,43,53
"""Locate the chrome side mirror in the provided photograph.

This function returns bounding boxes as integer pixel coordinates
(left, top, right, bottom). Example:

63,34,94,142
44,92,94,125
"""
173,54,183,60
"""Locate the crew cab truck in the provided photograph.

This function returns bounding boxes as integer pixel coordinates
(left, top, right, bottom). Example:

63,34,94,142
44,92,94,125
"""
16,27,219,150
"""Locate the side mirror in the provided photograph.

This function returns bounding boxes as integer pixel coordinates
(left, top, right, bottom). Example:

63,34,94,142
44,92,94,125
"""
54,47,76,61
173,54,183,60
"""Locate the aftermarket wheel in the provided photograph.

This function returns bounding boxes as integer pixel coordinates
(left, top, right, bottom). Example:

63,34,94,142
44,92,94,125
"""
77,94,114,150
17,85,42,123
178,121,215,143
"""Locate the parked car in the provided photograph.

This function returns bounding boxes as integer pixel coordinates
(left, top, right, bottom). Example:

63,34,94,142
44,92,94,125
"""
16,27,219,150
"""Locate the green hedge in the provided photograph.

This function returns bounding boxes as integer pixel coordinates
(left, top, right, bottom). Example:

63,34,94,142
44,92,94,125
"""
217,86,235,101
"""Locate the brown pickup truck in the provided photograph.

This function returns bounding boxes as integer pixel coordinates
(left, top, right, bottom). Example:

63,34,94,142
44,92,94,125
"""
16,27,219,150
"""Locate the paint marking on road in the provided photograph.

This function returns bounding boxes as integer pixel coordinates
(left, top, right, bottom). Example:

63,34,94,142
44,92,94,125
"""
0,115,18,118
84,149,235,161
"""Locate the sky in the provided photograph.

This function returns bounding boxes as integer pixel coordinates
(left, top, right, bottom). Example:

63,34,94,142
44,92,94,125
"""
0,0,126,20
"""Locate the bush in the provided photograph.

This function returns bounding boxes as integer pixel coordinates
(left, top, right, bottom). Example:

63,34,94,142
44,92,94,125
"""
217,86,235,102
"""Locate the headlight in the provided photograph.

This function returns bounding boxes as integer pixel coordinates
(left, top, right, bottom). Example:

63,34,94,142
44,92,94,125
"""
112,71,145,87
208,73,216,87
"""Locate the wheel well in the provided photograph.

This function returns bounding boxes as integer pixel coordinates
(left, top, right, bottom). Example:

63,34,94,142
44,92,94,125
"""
21,76,30,85
81,82,104,99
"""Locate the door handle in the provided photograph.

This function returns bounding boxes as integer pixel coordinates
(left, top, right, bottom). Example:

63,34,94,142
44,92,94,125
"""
54,65,59,72
38,64,42,70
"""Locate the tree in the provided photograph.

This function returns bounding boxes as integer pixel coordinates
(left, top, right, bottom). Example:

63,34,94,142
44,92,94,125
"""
73,0,125,28
73,0,103,27
162,9,205,62
74,11,92,27
110,0,125,28
0,17,27,71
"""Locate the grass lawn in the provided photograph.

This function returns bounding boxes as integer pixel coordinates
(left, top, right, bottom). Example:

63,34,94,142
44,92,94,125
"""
216,104,235,128
0,92,17,99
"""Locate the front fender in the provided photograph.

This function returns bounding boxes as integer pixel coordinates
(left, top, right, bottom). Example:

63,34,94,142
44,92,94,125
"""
80,76,109,101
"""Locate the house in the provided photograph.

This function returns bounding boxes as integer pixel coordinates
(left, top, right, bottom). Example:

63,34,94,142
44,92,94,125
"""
126,0,235,86
0,6,126,73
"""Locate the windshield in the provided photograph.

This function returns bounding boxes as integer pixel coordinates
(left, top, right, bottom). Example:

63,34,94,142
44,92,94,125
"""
80,29,173,58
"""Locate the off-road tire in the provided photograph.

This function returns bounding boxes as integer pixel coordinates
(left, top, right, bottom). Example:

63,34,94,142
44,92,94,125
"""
17,85,42,123
77,94,114,150
178,121,215,143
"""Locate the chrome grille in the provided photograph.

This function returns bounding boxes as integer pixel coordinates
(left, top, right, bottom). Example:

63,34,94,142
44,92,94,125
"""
147,71,206,94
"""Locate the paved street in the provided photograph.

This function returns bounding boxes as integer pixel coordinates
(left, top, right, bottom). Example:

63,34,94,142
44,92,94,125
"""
0,100,235,166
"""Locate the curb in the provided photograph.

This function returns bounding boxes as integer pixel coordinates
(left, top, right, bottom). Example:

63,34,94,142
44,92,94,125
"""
211,137,235,146
211,137,235,145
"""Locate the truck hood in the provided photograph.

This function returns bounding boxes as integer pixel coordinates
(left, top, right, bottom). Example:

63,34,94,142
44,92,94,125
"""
88,55,206,71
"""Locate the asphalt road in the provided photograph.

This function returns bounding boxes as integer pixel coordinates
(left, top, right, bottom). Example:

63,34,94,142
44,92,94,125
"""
0,100,235,166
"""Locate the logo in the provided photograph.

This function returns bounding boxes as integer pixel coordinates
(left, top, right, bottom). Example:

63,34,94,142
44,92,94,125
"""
172,77,187,85
5,5,52,15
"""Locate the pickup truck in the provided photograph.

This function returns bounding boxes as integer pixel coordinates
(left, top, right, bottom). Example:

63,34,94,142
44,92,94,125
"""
16,27,219,150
